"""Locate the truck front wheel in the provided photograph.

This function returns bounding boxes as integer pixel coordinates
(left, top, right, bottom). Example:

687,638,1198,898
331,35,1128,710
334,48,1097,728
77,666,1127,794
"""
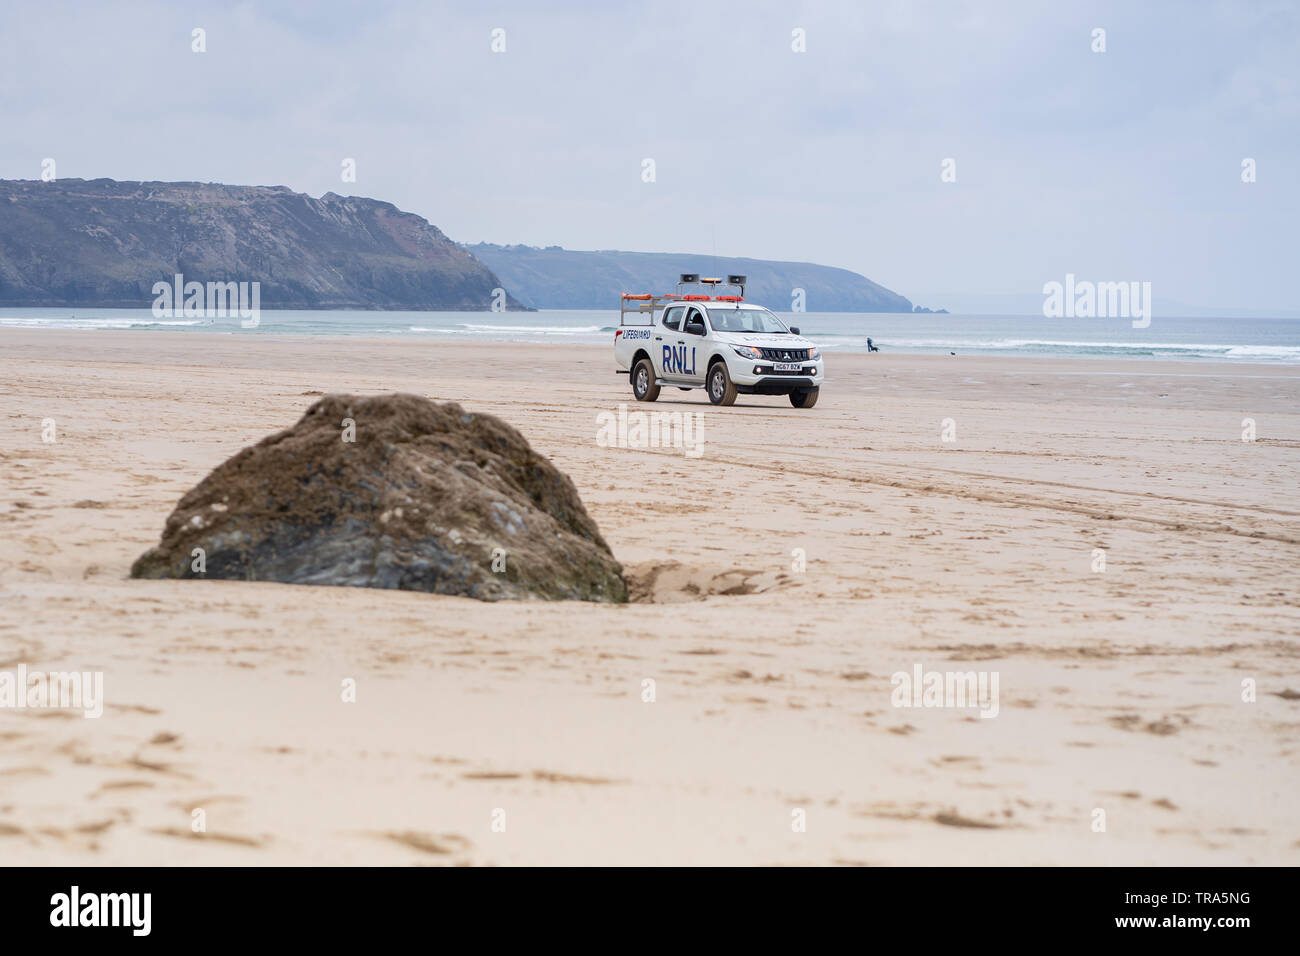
707,362,738,406
632,358,661,402
789,387,820,408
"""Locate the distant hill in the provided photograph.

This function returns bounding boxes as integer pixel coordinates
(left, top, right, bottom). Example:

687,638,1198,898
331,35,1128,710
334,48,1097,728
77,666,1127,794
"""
465,244,914,313
0,179,526,310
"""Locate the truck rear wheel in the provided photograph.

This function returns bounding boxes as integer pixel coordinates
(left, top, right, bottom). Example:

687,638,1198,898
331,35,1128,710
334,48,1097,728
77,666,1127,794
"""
632,358,660,402
790,387,819,408
707,362,738,406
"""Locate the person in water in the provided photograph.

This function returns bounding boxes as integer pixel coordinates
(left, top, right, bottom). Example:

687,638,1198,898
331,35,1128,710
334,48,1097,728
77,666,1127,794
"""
866,337,880,352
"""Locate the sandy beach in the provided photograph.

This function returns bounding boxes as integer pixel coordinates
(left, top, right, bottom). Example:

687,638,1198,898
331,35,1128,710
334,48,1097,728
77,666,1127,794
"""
1,329,1297,866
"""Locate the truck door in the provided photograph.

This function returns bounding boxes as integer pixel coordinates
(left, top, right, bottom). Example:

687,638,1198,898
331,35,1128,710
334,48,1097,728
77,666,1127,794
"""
662,306,707,384
676,304,707,382
657,306,688,380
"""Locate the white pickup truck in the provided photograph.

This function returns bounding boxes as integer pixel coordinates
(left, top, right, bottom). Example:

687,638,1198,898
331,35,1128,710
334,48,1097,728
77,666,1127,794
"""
613,274,825,407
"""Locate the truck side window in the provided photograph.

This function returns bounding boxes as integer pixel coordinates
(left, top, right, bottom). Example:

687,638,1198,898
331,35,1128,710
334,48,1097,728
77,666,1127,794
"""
662,307,682,331
684,309,706,336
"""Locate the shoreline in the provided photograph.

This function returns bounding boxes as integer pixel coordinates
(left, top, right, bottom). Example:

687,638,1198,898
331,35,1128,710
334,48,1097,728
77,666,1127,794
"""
4,327,1300,369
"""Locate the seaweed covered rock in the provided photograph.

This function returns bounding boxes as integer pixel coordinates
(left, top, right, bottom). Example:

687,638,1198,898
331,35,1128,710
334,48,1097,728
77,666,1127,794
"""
130,394,626,602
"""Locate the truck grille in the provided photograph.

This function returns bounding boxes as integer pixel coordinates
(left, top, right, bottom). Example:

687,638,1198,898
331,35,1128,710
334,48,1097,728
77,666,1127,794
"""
759,347,810,361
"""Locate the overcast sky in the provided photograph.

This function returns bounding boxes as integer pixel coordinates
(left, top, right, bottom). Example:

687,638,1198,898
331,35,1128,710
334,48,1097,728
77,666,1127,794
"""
1,0,1296,311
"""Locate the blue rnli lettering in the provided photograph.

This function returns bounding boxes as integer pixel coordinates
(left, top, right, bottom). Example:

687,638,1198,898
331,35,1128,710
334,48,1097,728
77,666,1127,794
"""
661,346,697,375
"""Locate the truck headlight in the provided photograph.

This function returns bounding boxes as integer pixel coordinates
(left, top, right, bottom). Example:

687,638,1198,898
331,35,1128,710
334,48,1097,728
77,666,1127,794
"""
808,347,821,360
732,345,763,360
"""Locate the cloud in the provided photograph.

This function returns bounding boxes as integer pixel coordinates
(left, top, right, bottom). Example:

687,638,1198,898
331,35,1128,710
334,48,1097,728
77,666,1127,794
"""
1,0,1296,309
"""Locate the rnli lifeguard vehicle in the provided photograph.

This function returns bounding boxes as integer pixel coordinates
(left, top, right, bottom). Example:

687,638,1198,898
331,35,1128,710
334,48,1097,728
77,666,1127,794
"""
613,274,824,407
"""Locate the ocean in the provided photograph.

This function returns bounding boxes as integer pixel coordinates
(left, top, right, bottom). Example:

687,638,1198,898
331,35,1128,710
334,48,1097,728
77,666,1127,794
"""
2,308,1298,364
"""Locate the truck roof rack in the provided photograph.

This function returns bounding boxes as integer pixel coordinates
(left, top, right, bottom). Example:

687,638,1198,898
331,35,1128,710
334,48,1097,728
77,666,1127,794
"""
619,274,748,326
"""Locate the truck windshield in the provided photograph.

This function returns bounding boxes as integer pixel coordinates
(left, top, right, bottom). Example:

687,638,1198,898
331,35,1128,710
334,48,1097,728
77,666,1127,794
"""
707,308,789,334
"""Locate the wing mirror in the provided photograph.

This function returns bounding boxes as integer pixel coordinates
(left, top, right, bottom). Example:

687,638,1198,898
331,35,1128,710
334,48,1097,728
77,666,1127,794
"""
789,326,801,335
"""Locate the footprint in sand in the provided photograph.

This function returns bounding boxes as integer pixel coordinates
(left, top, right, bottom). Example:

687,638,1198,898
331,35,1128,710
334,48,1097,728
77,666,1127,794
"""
91,780,156,799
149,827,267,848
378,831,472,856
623,561,792,603
933,811,1005,829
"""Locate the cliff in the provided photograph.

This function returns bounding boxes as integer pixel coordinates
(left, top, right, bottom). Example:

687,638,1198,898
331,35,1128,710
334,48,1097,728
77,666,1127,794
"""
0,179,525,310
464,243,914,313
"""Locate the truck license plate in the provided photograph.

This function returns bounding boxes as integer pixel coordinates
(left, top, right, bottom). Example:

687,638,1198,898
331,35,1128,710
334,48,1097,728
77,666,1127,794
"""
774,363,800,372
